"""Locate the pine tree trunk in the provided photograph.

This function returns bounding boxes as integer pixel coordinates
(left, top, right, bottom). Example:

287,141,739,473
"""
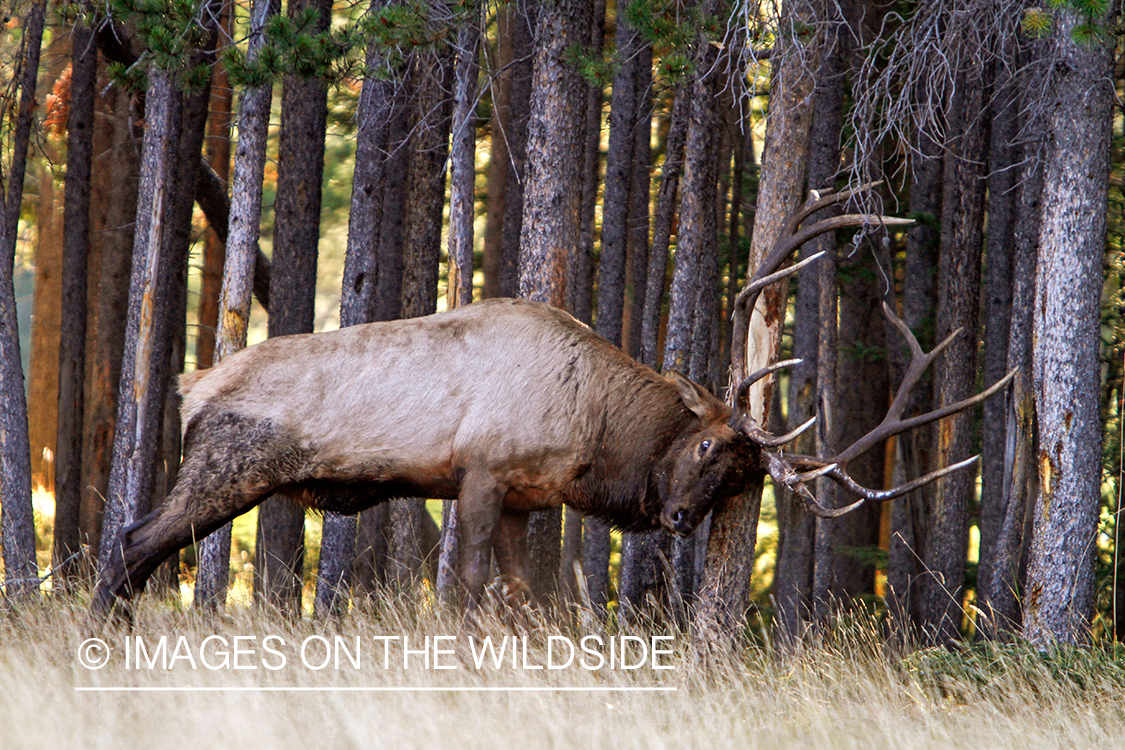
435,14,482,603
886,118,941,646
976,22,1016,620
196,0,236,371
481,4,513,300
1023,6,1115,647
314,10,403,618
390,45,455,590
497,6,535,299
585,11,646,617
518,0,593,604
54,19,98,583
193,0,281,608
0,0,46,597
922,63,987,646
80,67,139,571
569,0,606,326
983,42,1044,636
695,0,815,651
97,68,185,575
985,32,1044,638
253,0,334,614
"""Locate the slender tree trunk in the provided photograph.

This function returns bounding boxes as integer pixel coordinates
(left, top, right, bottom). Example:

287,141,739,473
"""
983,40,1045,637
776,2,847,636
29,153,61,495
253,0,334,614
97,68,185,575
585,10,647,618
54,19,98,583
569,0,606,326
482,4,512,300
80,66,139,570
196,0,236,371
518,0,593,604
497,4,535,299
886,120,941,647
0,0,46,597
391,44,456,589
695,0,815,651
314,7,403,618
923,61,988,647
194,0,281,608
976,20,1017,621
436,13,482,602
1023,6,1115,647
618,45,656,618
641,88,687,369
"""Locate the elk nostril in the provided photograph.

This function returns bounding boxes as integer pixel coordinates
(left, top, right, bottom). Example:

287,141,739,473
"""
673,509,685,525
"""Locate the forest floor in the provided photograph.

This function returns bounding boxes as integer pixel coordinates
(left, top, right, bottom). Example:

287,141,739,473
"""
1,595,1124,749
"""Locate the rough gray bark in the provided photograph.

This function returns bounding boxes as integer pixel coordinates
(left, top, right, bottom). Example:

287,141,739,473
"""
886,124,941,645
663,8,728,613
976,22,1016,619
584,12,647,618
97,68,185,576
497,4,535,298
982,41,1044,637
569,0,606,326
617,47,656,617
54,20,97,583
695,0,815,651
150,32,219,594
391,45,456,590
0,0,46,597
80,69,139,571
436,15,481,602
196,1,235,371
1023,7,1114,647
518,0,592,604
315,12,402,619
251,0,334,615
775,3,845,636
923,61,988,647
194,0,280,608
641,88,687,369
482,4,513,300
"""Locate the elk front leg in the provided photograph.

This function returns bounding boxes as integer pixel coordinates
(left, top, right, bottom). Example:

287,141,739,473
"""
455,471,505,608
491,508,530,605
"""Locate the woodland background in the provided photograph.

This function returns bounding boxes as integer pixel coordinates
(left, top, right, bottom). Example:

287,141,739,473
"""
0,0,1122,652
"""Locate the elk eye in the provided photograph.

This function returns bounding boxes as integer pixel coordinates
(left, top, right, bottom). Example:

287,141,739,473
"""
699,439,712,455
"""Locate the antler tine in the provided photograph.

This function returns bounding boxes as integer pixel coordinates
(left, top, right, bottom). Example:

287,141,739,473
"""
781,181,884,238
835,366,1018,466
734,214,914,322
740,416,817,448
764,453,866,519
823,455,981,502
734,358,804,410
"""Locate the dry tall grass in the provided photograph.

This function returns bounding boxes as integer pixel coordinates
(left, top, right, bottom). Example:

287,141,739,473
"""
2,594,1123,750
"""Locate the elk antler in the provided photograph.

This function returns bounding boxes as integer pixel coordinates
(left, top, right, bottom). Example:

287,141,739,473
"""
727,185,1015,519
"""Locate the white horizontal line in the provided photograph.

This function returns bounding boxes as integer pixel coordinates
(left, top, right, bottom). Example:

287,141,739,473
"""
75,686,677,693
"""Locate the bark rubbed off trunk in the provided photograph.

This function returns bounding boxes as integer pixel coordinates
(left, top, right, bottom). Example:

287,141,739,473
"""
695,0,815,652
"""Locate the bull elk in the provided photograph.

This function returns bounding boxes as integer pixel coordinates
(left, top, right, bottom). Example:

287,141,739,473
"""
91,186,1014,617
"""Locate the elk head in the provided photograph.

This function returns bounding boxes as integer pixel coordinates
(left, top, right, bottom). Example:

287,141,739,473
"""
660,371,759,535
722,185,1017,520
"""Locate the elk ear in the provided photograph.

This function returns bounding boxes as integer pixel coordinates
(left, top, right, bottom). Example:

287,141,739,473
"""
667,370,724,421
